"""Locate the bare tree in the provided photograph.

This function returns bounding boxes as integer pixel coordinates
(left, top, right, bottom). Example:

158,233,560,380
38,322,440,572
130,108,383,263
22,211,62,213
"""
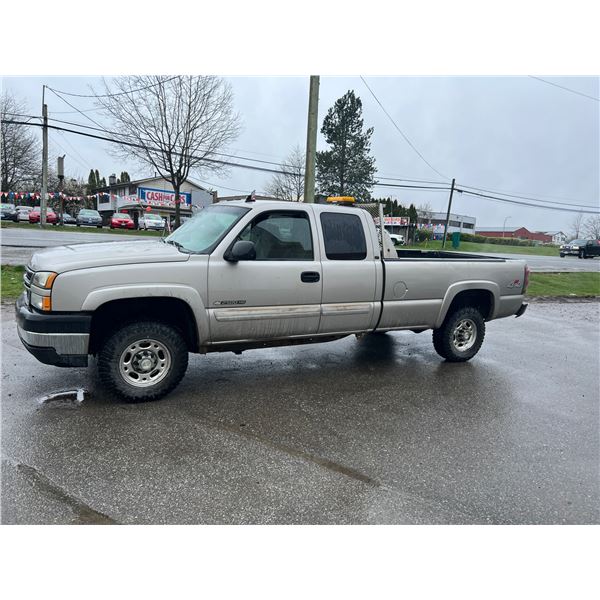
1,92,40,192
583,215,600,239
265,145,305,201
95,76,240,226
417,202,434,225
570,212,585,239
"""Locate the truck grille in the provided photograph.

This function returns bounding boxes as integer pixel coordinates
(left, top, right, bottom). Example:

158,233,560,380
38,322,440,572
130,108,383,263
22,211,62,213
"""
23,266,33,305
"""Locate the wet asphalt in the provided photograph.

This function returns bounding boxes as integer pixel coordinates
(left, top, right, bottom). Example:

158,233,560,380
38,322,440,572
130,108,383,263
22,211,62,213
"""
1,302,599,524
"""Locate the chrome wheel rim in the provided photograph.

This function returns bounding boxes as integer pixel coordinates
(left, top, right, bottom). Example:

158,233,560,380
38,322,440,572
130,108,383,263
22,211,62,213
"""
452,318,477,352
118,338,171,388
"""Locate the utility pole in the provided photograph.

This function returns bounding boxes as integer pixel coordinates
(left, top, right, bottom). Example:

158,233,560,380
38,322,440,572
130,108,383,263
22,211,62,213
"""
303,75,320,203
57,155,65,225
441,178,456,249
40,85,48,227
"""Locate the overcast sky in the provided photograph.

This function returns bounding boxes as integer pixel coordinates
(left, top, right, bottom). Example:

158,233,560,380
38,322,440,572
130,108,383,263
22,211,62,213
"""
3,76,598,232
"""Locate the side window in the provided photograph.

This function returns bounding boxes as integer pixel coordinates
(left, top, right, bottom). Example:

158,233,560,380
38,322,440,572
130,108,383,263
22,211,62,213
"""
320,212,367,260
236,211,314,260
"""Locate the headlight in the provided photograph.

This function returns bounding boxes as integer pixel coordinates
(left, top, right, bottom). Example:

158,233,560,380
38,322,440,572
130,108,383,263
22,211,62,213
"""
572,245,579,249
32,271,58,289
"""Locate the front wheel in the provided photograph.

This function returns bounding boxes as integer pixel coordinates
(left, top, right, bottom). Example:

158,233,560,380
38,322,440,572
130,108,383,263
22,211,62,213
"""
97,321,189,402
559,253,565,258
432,306,485,362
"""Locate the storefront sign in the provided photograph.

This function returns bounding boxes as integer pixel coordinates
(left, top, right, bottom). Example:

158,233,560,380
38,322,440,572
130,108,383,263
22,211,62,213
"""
138,187,191,207
374,216,410,226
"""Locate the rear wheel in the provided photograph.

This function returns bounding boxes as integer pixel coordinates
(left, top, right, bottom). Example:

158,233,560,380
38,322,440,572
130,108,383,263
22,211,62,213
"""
432,306,485,362
98,321,189,402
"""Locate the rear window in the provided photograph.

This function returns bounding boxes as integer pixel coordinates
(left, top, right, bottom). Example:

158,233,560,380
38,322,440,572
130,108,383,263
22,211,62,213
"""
113,213,129,218
320,212,367,260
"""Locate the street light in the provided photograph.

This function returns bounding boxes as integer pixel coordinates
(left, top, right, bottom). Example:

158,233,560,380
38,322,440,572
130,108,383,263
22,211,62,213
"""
503,215,511,238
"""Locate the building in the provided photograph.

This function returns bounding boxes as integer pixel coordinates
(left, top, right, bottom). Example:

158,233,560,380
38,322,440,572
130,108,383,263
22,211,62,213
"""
544,231,567,244
418,211,477,239
475,226,552,243
95,176,215,226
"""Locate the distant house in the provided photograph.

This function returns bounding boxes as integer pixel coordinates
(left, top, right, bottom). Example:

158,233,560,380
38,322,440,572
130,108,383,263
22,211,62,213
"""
475,226,552,243
544,231,567,244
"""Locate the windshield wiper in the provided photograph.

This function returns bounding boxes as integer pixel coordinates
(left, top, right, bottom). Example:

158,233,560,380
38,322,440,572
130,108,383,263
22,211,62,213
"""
165,239,190,253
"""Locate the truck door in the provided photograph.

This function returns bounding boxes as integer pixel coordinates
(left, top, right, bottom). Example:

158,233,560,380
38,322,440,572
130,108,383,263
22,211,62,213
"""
317,209,379,334
207,209,322,343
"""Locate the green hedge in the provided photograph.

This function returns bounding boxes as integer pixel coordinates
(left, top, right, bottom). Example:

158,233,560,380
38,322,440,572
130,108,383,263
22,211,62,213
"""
457,233,538,247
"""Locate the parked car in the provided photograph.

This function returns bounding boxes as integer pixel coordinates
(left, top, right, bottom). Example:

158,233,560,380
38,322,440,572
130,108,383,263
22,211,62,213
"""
110,213,135,230
77,209,103,228
388,233,405,246
29,207,58,224
138,213,165,231
58,212,77,225
1,203,18,222
16,200,529,402
560,239,600,259
15,206,33,222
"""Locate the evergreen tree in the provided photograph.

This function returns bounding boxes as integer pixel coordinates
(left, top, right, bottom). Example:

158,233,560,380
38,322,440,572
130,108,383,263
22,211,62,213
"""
100,177,106,187
95,169,100,187
316,90,377,200
120,171,130,183
86,169,97,194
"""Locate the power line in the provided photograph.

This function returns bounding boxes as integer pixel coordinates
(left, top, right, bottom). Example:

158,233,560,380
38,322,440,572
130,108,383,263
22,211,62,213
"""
457,188,600,215
47,88,118,138
528,76,600,102
46,76,179,99
457,182,598,209
45,116,287,167
4,120,303,177
359,76,448,180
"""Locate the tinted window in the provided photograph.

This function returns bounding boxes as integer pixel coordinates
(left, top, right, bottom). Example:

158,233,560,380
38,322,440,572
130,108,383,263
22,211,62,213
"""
236,211,313,260
320,212,367,260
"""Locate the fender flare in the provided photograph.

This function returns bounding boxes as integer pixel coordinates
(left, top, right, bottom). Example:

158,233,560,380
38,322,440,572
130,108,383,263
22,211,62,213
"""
435,280,500,328
82,283,210,344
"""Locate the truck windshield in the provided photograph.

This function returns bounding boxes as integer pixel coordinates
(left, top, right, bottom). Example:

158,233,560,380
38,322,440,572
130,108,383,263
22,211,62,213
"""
164,205,249,253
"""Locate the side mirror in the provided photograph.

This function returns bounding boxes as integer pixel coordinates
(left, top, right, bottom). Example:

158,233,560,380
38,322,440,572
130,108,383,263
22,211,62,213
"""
225,240,256,262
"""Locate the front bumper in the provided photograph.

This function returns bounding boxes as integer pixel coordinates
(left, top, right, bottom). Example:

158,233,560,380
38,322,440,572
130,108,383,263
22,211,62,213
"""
15,292,92,367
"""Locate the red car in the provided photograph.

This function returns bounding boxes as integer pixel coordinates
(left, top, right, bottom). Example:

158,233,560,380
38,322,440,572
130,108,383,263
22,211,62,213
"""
110,213,135,229
29,208,58,224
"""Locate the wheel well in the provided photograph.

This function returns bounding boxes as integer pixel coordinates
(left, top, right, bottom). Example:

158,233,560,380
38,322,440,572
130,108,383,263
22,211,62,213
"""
446,289,494,321
88,297,199,355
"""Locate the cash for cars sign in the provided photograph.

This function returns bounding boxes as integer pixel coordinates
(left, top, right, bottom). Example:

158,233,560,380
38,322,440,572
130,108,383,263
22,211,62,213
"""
138,187,192,207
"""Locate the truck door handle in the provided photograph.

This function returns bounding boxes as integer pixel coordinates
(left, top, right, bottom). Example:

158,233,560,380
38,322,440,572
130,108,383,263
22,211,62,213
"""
301,271,320,283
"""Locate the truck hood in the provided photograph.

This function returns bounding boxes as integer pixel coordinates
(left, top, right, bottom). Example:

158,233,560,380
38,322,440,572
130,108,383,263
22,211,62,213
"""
29,240,190,273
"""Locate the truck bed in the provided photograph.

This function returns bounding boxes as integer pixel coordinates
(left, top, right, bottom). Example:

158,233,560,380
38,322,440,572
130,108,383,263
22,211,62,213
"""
388,249,506,261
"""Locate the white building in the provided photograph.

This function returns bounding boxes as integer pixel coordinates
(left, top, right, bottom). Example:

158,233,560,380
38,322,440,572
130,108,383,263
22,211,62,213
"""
419,211,476,238
96,176,214,226
544,231,567,244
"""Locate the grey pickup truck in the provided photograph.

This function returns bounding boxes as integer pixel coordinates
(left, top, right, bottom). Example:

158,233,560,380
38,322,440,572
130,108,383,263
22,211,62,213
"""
16,200,529,401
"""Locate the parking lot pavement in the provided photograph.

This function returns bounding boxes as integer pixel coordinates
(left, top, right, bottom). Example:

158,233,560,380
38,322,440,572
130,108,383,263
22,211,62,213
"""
470,251,600,273
1,301,598,524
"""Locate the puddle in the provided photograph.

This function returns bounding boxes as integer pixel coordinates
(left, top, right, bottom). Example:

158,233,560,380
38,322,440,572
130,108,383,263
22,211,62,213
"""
38,388,87,408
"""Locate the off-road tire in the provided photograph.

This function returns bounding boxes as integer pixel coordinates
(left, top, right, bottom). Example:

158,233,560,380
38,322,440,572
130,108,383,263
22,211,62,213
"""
432,306,485,362
98,321,189,402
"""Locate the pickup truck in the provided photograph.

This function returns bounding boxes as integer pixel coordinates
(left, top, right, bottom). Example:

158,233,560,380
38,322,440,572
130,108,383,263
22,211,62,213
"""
16,200,529,402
